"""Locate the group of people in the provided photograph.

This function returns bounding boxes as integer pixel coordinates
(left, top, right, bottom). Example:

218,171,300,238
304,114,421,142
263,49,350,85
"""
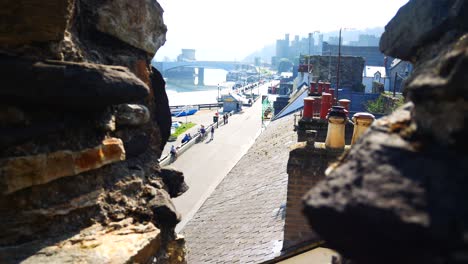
199,124,215,140
170,112,231,161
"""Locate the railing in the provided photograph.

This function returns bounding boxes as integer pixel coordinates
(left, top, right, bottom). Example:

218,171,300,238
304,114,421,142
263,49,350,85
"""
170,103,222,111
159,110,235,166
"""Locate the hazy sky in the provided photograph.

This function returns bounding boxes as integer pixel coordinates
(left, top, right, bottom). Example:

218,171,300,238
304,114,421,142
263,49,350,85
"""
153,0,409,61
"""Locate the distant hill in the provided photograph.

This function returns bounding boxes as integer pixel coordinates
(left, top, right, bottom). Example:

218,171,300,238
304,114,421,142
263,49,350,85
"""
243,43,275,64
321,27,385,44
243,27,385,63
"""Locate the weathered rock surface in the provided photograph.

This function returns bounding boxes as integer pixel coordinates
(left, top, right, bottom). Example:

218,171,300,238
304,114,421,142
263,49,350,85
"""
150,68,172,149
115,104,150,127
0,0,185,263
0,0,73,46
303,0,468,263
1,219,161,264
304,104,468,263
0,162,188,263
149,189,180,236
96,0,167,54
0,55,150,109
159,168,189,198
380,0,468,61
0,137,125,195
406,35,468,149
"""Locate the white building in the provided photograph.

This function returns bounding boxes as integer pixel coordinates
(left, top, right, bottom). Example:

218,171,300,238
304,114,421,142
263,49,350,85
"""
363,66,390,93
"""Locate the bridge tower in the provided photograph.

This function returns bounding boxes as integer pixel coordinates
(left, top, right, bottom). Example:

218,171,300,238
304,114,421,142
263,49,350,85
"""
197,67,205,86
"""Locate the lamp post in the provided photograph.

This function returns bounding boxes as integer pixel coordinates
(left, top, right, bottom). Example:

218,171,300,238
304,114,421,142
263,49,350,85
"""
326,50,332,81
308,31,320,88
335,28,354,104
336,28,342,103
217,83,220,109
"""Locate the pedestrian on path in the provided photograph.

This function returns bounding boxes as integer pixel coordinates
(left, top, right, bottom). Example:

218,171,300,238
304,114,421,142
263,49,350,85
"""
210,126,214,140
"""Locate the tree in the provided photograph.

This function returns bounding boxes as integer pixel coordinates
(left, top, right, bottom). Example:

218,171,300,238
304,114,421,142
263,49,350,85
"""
277,58,293,73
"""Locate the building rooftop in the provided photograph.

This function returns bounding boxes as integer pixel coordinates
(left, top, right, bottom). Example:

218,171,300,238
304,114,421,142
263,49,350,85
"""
390,58,402,68
180,114,297,263
363,66,387,78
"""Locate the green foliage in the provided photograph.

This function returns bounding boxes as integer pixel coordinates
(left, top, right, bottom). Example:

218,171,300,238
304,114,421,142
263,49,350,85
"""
171,122,196,138
277,58,293,73
365,95,387,114
390,95,405,111
352,83,365,92
365,94,405,114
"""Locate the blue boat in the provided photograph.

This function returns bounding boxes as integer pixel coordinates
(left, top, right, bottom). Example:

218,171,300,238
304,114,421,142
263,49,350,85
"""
171,106,198,117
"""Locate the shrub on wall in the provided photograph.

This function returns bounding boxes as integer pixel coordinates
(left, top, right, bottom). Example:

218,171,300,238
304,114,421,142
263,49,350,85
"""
365,93,405,114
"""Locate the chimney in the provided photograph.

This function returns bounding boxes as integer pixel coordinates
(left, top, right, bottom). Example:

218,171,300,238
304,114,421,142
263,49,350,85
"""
317,81,322,94
325,106,347,149
284,130,322,250
320,92,332,119
351,112,375,144
338,99,351,113
302,97,315,120
305,130,317,148
310,82,316,94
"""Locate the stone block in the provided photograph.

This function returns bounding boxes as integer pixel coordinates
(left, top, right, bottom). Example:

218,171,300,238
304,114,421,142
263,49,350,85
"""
0,0,73,46
115,104,150,127
74,138,125,174
0,138,125,195
95,0,167,54
380,0,468,60
0,55,150,109
45,150,74,181
9,220,163,264
0,154,46,195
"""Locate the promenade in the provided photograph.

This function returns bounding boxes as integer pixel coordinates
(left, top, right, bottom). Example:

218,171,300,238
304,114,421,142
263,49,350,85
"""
164,84,268,232
161,108,218,160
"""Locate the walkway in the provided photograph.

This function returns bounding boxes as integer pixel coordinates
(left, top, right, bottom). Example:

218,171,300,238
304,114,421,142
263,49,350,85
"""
166,84,269,232
161,109,218,159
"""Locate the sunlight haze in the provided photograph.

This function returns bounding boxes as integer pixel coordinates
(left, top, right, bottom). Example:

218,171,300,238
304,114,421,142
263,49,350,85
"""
154,0,409,61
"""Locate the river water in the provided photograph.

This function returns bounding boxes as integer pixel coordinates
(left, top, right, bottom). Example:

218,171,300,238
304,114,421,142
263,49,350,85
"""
165,69,233,106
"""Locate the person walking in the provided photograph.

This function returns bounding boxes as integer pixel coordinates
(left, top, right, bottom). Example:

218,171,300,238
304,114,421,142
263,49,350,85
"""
210,126,215,140
170,145,177,162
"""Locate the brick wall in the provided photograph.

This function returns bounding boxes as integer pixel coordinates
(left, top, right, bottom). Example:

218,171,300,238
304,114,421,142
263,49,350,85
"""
283,141,343,250
306,55,365,90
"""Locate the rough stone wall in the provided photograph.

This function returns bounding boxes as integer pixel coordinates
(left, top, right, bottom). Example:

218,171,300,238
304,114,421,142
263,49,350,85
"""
307,55,365,91
303,0,468,263
0,1,186,263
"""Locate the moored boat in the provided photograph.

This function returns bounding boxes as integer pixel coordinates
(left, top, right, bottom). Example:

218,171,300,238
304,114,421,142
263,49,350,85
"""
171,106,198,117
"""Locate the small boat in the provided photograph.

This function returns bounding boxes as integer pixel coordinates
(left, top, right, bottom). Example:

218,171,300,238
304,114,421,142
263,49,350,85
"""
171,106,198,117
